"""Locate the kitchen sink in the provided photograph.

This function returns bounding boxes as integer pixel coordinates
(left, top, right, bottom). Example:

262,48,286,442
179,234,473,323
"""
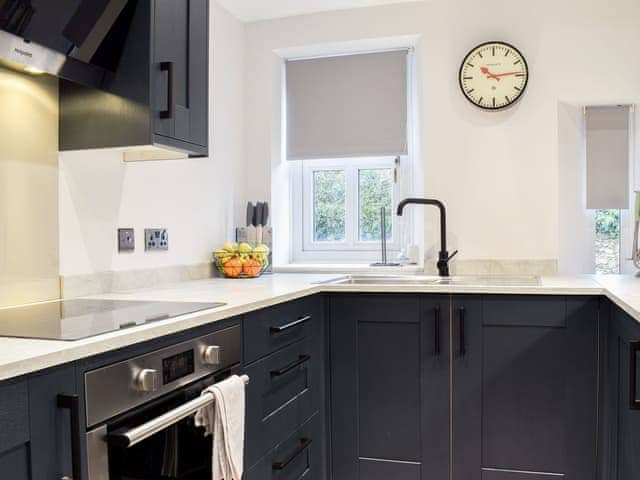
319,274,541,287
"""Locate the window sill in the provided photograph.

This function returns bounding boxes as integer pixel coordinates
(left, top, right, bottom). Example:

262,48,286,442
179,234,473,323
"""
273,263,424,275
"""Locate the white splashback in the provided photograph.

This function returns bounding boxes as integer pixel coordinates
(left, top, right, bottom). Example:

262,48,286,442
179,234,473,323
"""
0,67,60,307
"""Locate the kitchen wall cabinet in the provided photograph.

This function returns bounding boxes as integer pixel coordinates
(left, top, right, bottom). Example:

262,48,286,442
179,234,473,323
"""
153,0,209,149
60,0,209,157
329,294,450,480
452,295,599,480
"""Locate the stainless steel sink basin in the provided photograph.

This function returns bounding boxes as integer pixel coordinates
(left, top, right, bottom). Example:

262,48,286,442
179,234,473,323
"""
319,274,540,287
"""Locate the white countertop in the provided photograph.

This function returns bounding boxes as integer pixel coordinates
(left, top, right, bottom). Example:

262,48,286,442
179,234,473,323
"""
1,272,639,382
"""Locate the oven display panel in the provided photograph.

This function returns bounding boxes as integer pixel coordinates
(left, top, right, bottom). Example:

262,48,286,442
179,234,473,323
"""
162,349,195,384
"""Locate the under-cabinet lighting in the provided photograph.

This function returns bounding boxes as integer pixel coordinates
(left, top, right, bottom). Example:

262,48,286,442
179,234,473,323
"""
23,65,44,75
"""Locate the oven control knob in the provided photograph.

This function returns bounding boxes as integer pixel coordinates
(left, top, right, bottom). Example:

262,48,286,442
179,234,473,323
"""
135,368,159,392
202,345,221,366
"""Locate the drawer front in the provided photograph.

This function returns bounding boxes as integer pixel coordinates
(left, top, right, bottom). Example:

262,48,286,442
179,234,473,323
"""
245,414,322,480
244,296,322,364
245,339,318,465
0,380,29,453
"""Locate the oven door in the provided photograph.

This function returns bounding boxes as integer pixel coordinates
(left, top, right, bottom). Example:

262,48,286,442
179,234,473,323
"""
87,367,240,480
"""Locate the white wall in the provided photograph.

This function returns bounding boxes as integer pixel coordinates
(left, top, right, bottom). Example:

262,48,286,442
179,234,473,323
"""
243,0,640,265
59,2,246,276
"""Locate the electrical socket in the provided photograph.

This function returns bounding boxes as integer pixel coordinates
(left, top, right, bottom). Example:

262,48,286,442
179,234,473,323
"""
145,228,168,251
118,228,135,252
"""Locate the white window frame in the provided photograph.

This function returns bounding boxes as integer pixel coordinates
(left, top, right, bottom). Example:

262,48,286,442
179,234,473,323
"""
291,156,411,263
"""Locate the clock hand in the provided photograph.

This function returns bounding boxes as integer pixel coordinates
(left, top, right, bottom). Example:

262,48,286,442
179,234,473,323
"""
480,66,501,81
480,67,523,81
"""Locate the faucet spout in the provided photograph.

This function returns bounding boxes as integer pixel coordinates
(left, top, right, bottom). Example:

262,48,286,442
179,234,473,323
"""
396,198,457,277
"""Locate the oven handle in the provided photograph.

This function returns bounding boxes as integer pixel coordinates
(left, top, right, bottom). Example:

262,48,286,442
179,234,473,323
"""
109,374,249,448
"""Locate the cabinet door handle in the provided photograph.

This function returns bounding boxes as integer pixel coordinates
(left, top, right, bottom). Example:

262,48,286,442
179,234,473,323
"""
434,306,441,356
57,394,83,480
272,438,312,470
270,354,311,377
160,61,173,119
270,315,311,334
631,341,640,410
458,307,466,357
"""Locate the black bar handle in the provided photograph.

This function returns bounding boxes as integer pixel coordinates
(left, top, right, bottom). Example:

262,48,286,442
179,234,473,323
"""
270,355,311,377
458,307,466,357
160,61,173,119
631,341,640,410
270,315,311,334
434,306,441,356
57,394,83,480
272,438,312,470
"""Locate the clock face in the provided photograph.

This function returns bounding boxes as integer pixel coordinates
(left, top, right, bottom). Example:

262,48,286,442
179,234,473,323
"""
459,41,529,110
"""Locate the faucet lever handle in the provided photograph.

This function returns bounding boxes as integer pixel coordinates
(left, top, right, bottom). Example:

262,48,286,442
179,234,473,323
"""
448,250,459,261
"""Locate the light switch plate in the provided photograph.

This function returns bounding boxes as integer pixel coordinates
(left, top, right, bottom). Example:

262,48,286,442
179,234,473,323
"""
118,228,135,252
145,228,168,251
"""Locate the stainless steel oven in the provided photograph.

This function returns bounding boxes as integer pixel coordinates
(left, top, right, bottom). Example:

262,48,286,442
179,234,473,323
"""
85,325,242,480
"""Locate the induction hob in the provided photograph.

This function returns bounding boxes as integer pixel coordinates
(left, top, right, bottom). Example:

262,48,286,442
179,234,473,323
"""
0,299,226,341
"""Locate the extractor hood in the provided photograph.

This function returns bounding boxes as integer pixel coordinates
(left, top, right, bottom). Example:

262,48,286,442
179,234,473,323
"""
0,0,134,87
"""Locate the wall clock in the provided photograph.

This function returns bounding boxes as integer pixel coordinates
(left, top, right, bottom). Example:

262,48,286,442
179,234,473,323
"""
459,41,529,110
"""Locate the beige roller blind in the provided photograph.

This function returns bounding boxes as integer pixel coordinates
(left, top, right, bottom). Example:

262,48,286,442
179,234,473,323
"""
586,106,630,209
286,50,408,160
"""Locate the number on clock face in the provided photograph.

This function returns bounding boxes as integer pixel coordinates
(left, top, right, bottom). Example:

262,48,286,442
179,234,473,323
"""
459,41,528,110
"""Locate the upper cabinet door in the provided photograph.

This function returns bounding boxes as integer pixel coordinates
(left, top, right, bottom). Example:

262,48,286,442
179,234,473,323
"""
452,295,599,480
153,0,209,150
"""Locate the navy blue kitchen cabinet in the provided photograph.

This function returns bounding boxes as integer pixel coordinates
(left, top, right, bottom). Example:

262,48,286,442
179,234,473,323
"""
28,365,81,480
0,379,30,480
329,294,600,480
329,294,451,480
243,295,328,479
452,295,599,480
0,365,80,480
60,0,209,156
601,304,640,480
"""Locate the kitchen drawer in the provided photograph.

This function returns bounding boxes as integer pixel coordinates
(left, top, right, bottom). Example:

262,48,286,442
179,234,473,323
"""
245,338,318,465
245,414,322,480
0,380,29,453
244,295,322,364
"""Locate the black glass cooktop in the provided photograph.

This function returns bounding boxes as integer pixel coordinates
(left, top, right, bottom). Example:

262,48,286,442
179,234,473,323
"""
0,299,225,341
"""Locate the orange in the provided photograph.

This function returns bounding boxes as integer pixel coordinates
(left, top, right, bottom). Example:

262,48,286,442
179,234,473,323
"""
243,258,262,277
223,257,243,278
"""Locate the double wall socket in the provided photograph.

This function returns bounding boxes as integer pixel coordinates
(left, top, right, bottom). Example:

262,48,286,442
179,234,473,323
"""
145,228,168,251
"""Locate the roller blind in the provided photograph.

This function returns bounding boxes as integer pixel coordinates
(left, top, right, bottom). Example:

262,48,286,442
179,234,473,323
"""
586,106,630,210
286,50,408,160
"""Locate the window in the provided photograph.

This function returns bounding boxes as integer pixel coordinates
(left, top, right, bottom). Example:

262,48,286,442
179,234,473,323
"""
595,209,621,274
285,48,415,263
291,157,408,262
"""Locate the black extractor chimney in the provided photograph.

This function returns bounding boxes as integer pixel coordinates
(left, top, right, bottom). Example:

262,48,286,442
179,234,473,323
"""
0,0,135,87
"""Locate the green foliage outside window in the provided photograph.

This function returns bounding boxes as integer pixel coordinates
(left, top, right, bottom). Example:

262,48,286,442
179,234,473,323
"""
313,170,346,241
595,209,620,236
359,169,393,241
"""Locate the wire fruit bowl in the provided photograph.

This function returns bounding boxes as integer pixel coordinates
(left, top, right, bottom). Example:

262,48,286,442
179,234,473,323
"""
213,250,269,278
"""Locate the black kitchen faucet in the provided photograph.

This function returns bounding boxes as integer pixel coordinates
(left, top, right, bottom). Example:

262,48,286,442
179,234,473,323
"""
397,198,458,277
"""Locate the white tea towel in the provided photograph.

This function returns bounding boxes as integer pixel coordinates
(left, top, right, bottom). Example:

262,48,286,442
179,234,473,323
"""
194,375,246,480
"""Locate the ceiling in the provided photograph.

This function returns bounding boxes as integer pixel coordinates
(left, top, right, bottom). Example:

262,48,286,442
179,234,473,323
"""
216,0,425,22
